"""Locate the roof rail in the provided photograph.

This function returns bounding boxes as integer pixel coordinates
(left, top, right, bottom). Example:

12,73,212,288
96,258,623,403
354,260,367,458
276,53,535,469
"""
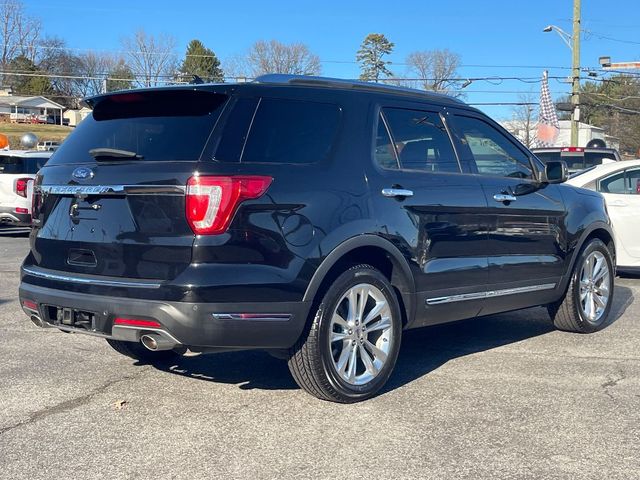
253,74,465,104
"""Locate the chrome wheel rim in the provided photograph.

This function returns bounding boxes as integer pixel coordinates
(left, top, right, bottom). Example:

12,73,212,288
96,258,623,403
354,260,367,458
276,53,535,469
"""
579,251,610,322
328,283,393,386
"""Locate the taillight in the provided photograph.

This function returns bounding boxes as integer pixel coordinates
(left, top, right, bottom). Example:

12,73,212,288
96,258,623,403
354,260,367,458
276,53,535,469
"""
15,207,28,214
15,178,30,198
185,175,272,235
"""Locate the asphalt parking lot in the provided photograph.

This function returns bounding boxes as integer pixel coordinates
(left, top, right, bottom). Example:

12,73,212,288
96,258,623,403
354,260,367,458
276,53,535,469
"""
0,232,638,480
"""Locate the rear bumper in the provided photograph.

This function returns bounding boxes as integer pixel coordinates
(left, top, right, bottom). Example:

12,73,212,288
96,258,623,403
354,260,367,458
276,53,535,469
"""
19,282,311,350
0,206,30,226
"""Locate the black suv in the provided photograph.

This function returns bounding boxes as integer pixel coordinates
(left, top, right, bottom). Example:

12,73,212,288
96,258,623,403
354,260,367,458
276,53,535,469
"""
20,75,616,403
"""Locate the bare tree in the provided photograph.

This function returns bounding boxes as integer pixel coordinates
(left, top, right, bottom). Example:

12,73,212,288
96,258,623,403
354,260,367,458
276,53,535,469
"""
506,93,537,148
405,49,462,96
0,0,41,65
121,29,177,87
246,40,320,77
75,52,117,98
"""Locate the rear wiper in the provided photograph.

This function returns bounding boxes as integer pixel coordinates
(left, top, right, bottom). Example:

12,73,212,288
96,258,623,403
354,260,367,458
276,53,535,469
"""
89,148,143,160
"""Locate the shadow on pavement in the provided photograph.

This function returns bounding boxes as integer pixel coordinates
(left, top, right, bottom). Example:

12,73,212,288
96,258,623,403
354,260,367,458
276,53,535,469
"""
148,285,634,395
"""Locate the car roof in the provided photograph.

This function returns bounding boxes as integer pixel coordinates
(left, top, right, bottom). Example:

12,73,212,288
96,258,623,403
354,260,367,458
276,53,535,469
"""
84,74,469,109
0,149,54,158
566,159,640,185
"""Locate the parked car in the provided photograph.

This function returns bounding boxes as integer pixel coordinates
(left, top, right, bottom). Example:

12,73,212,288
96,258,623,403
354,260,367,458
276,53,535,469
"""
532,146,621,174
0,150,52,226
19,75,616,403
567,159,640,274
36,141,60,151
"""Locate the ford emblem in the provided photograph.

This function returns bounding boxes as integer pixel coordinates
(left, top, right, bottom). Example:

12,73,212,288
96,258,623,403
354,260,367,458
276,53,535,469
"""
72,167,94,180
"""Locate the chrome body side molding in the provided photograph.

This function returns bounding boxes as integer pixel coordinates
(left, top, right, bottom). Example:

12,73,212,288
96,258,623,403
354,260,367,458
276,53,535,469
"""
426,283,556,306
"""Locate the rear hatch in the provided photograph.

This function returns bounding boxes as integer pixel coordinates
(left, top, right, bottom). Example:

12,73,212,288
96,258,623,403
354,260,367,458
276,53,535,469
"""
29,89,228,280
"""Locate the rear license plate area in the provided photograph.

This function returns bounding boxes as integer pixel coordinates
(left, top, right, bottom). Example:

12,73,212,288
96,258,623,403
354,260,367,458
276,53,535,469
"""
45,306,97,331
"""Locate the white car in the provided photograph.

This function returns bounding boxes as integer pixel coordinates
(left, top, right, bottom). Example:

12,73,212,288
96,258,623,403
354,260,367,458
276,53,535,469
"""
0,150,52,226
567,159,640,273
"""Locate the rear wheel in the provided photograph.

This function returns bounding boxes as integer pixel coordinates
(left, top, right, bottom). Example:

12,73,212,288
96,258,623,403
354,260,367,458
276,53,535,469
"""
548,238,614,333
288,265,402,403
105,339,181,363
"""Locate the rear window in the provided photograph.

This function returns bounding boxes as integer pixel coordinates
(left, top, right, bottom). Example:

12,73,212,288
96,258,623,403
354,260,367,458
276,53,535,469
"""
584,152,617,168
215,97,341,164
48,90,227,165
533,151,562,164
0,155,48,174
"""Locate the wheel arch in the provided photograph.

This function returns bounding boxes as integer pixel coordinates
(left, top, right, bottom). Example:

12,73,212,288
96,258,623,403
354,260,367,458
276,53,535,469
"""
302,235,416,327
558,222,616,294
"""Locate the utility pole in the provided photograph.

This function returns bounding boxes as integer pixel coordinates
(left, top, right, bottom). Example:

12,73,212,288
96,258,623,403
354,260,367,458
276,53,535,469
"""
570,0,581,147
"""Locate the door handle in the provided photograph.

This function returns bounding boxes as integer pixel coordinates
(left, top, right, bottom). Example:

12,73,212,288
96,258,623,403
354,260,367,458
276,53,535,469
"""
493,193,517,203
382,188,414,198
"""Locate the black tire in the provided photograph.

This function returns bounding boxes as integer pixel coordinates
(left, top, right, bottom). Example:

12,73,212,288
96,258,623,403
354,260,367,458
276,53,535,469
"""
288,264,403,403
105,339,181,363
548,238,614,333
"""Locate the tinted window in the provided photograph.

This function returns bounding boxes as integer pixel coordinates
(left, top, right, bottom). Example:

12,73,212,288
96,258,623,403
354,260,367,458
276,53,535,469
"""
533,151,562,164
454,116,533,178
627,169,640,194
382,108,458,173
48,90,227,165
584,152,616,168
599,171,626,194
240,98,341,164
374,114,399,169
214,97,259,162
0,155,48,174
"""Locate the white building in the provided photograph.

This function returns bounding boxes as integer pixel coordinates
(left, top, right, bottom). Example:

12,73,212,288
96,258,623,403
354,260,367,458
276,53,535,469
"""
0,93,65,125
63,107,92,127
501,119,620,151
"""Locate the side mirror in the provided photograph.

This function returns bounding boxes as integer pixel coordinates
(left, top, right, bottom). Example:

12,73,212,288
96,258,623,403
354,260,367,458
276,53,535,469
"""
543,160,568,184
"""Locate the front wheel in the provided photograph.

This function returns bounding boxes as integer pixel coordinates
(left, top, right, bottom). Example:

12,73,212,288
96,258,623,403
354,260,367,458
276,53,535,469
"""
548,238,614,333
288,265,402,403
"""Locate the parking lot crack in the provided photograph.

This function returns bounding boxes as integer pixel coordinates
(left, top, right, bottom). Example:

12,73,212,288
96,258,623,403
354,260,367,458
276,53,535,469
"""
601,367,626,401
0,369,148,436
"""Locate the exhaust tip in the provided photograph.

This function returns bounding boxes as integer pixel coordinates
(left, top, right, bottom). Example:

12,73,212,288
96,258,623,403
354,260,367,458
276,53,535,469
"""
30,315,47,328
140,334,159,351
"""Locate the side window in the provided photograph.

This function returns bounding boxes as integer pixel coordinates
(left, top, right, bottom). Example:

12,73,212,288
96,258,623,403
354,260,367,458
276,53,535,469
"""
241,98,341,164
453,115,533,179
382,108,459,173
598,171,626,194
214,97,259,163
374,114,399,169
626,169,640,194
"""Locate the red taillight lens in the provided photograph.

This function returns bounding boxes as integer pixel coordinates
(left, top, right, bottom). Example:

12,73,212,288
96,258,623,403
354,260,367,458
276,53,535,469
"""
185,175,272,235
15,207,28,214
114,318,162,328
15,178,30,198
22,299,38,311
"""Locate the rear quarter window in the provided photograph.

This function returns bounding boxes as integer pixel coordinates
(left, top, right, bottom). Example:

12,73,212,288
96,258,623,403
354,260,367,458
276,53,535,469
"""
239,98,341,164
0,155,48,174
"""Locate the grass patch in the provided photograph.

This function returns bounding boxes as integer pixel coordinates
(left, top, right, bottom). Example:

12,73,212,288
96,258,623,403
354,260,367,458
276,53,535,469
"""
0,123,73,148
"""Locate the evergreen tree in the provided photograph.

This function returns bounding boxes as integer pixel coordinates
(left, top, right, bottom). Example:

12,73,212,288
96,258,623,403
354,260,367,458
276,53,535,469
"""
356,33,394,82
179,39,224,83
106,59,135,92
7,55,53,95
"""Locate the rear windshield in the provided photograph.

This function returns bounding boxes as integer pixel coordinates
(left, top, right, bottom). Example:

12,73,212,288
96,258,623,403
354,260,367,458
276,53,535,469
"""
533,151,562,164
584,152,617,168
48,90,227,165
0,155,49,174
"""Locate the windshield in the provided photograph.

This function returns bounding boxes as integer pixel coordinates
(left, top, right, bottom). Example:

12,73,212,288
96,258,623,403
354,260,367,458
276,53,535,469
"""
48,90,228,165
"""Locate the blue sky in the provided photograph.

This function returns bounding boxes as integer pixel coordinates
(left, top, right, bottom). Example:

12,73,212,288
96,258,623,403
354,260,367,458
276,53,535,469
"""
24,0,640,118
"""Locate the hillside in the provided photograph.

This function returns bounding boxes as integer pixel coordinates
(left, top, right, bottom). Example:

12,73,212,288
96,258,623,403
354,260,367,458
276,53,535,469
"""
0,123,73,149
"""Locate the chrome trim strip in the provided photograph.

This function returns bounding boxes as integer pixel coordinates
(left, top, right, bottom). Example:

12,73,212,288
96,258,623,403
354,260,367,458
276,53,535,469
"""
212,313,292,322
426,283,556,306
39,185,186,196
22,266,162,289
